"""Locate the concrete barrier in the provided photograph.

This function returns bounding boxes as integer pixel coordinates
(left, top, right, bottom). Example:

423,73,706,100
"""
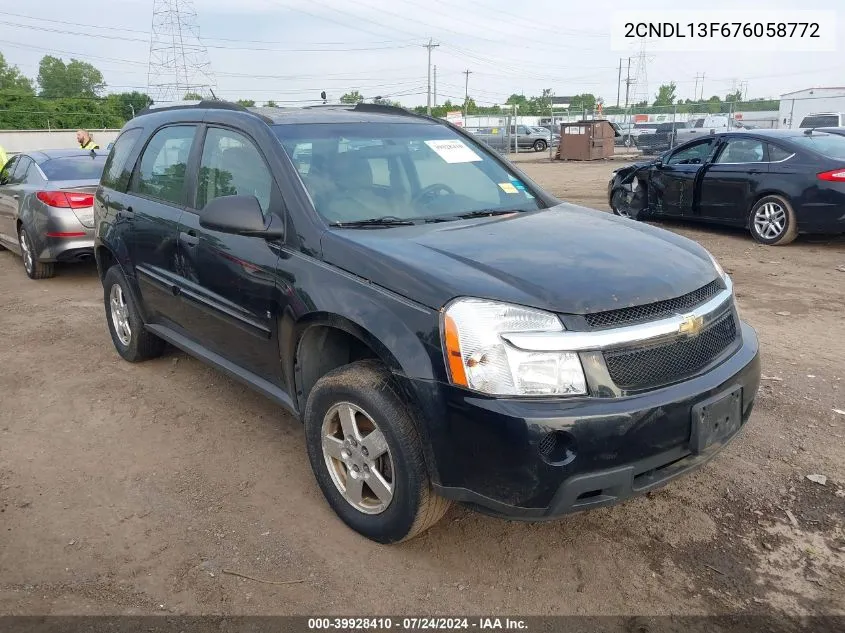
0,129,122,154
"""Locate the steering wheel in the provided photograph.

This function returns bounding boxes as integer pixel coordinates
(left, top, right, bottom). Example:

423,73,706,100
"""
412,183,456,206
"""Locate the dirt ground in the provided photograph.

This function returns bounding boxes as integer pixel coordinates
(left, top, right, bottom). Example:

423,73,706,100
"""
1,158,844,619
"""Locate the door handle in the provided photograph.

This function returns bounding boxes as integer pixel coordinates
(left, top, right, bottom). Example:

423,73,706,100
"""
12,194,19,199
118,206,134,220
180,230,199,247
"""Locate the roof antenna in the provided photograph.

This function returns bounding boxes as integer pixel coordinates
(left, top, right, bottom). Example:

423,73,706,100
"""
209,88,218,100
320,90,327,104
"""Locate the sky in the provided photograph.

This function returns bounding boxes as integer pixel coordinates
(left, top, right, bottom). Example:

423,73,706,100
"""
2,0,843,108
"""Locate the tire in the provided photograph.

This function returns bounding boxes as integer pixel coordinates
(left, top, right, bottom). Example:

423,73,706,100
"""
748,194,798,246
18,225,54,279
304,360,451,543
103,265,165,362
533,139,548,152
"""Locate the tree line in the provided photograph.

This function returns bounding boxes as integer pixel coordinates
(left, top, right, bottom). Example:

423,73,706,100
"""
0,52,153,129
0,50,781,130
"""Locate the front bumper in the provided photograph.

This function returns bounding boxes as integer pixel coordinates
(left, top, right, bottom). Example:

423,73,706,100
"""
403,321,760,520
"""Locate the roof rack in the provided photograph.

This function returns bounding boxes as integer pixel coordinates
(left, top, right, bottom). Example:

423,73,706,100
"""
136,99,249,117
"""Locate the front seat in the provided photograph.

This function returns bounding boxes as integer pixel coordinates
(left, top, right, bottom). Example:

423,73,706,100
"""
322,152,391,222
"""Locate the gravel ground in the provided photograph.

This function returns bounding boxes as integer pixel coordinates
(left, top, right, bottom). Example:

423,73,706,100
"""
1,158,843,617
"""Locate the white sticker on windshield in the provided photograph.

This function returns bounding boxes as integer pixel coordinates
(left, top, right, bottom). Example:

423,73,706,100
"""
424,139,482,163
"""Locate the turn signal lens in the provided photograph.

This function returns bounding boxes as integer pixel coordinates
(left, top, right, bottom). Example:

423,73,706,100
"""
443,313,468,387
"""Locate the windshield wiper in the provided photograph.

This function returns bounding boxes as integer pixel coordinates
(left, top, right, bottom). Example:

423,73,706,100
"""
330,216,416,228
454,208,524,219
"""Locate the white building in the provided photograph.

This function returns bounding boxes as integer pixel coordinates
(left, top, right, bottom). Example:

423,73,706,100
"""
779,87,845,129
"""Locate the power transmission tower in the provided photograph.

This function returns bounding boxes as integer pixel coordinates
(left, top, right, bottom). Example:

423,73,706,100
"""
693,73,705,103
629,39,650,107
147,0,216,102
422,39,440,115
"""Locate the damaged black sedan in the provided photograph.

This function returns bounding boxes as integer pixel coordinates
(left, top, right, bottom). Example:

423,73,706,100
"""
608,129,845,245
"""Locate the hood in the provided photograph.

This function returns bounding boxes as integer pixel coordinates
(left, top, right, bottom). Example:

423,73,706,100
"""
320,204,719,315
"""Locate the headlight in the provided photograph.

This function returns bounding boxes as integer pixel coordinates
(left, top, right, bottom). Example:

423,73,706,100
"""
707,251,729,283
442,298,587,397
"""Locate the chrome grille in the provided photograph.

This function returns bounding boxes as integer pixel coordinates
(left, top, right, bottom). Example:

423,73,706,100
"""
584,280,724,330
604,310,738,391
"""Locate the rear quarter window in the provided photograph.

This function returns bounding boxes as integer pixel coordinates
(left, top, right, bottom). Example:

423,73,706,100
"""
40,155,107,181
101,128,143,190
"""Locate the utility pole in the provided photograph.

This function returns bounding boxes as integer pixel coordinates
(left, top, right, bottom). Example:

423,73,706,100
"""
616,58,622,108
423,38,439,115
699,72,705,101
433,65,437,107
463,69,472,116
623,57,632,108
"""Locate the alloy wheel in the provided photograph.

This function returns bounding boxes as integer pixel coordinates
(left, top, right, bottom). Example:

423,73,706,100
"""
18,229,33,275
321,402,395,515
109,283,132,347
754,202,786,240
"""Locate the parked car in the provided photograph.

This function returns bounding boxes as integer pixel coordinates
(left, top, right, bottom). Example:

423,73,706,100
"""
799,113,845,128
472,124,552,152
0,149,106,278
608,129,845,245
530,126,560,147
636,122,690,155
94,100,760,543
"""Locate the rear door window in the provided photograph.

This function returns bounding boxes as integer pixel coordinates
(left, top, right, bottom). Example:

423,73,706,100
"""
11,156,32,183
715,138,765,164
131,125,197,206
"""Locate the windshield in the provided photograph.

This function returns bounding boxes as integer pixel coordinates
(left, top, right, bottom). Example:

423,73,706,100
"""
274,122,542,224
790,133,845,160
40,155,107,180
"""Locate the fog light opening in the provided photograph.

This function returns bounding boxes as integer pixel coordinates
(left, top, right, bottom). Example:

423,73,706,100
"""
538,430,576,465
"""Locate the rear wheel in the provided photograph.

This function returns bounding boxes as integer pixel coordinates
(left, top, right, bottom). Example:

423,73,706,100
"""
18,226,54,279
749,195,798,245
304,360,451,543
533,139,548,152
103,265,165,362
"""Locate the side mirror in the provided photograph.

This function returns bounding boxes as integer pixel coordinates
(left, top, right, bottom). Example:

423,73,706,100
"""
199,195,283,239
654,157,664,167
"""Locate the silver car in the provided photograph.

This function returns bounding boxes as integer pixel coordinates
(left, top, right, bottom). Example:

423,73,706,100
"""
0,149,106,279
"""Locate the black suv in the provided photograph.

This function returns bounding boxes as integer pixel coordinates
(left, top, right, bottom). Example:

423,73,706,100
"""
94,101,761,543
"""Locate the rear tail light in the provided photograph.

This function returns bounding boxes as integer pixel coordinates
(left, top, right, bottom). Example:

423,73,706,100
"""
817,169,845,182
36,191,94,208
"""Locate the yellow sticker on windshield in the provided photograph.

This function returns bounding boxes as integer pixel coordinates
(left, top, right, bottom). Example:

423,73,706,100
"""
498,182,518,193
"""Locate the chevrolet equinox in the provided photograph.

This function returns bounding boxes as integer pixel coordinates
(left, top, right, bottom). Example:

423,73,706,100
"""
94,101,761,543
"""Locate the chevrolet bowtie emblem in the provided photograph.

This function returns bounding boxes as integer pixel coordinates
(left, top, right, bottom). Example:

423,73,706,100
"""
678,313,705,336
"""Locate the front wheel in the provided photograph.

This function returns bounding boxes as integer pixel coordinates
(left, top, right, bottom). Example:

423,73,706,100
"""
749,195,798,245
304,360,451,543
533,139,548,152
